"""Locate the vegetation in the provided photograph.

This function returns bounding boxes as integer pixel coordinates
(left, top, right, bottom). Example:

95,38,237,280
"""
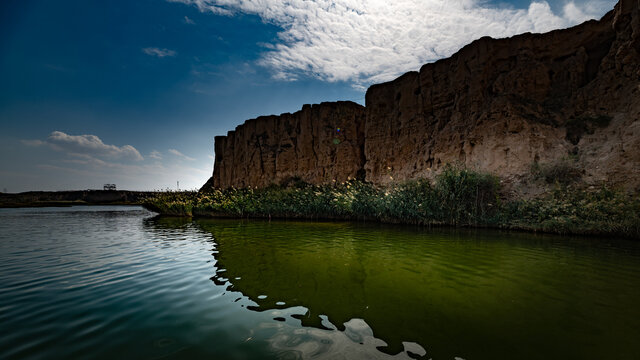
501,185,640,238
143,165,640,239
530,157,582,185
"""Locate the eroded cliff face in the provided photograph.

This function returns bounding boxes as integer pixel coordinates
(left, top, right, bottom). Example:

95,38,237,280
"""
212,102,366,188
364,0,639,192
208,0,639,192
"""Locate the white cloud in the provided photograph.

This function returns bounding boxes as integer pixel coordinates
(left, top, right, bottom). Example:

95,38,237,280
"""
184,15,196,24
22,131,144,161
169,148,196,161
562,1,612,23
149,150,163,160
168,0,233,15
142,47,177,58
170,0,615,86
21,139,46,147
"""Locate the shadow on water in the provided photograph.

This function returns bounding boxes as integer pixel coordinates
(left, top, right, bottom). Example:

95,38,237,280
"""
144,215,194,229
145,217,640,360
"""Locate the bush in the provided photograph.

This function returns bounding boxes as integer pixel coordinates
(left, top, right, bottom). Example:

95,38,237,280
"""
435,165,499,225
145,166,500,226
531,157,582,185
142,167,639,238
501,185,640,238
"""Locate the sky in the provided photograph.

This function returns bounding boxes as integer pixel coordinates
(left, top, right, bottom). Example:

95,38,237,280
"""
0,0,616,192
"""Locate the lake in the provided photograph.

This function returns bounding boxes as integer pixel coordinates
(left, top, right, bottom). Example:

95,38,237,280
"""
1,206,639,359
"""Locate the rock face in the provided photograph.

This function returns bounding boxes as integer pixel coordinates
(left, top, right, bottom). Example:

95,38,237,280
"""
365,0,640,192
208,0,639,192
212,102,366,188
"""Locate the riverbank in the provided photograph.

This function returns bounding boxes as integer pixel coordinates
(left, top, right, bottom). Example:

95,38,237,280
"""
143,167,640,239
0,190,162,208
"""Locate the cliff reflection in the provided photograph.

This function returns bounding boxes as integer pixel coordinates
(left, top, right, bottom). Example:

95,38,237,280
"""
194,219,562,359
199,219,437,357
144,217,640,360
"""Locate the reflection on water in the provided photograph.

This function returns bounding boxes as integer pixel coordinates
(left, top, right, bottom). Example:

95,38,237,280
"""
1,207,639,359
197,219,640,360
152,217,426,359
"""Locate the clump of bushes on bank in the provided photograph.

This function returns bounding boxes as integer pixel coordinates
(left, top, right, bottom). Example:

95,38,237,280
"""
501,185,640,237
143,165,640,238
144,165,500,226
530,157,582,185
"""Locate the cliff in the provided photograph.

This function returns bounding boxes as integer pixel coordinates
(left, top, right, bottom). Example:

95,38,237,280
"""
365,0,640,193
212,101,366,188
207,0,639,193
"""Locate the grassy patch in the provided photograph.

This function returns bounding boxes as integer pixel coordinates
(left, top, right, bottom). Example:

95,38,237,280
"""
145,165,499,226
501,186,640,238
531,157,582,185
143,166,639,238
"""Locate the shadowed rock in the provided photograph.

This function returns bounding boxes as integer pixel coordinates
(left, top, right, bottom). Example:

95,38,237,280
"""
205,0,639,193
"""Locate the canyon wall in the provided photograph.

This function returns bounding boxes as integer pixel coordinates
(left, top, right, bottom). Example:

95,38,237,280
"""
208,0,639,192
364,0,639,192
211,101,366,188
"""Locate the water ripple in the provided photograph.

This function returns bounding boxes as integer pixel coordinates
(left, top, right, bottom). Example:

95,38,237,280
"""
1,208,639,359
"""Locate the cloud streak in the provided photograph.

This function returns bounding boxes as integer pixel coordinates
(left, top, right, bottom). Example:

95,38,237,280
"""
169,148,196,161
170,0,615,86
23,131,144,161
142,47,177,58
149,150,163,160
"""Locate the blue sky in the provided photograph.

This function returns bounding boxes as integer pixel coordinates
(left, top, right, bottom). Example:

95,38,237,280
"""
0,0,615,192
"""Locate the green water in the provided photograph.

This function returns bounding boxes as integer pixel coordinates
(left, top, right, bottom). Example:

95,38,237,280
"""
199,219,640,359
1,207,639,359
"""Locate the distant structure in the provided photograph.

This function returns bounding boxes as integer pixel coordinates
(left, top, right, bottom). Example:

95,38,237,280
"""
103,184,116,191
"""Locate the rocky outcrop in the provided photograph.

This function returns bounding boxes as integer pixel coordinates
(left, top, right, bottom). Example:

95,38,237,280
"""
365,0,639,192
212,102,366,188
207,0,639,192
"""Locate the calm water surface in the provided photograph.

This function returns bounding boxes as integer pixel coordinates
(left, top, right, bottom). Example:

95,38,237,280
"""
1,206,639,359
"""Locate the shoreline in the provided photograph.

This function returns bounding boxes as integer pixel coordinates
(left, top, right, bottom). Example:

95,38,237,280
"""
0,190,172,208
143,206,640,240
142,167,640,240
0,201,144,208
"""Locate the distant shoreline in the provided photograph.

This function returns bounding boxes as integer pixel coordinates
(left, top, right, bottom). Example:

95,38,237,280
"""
0,190,175,208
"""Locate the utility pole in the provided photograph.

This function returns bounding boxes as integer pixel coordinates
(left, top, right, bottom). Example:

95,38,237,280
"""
177,181,179,191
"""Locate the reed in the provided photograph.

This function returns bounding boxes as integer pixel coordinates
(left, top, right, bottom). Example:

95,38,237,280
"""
143,166,639,238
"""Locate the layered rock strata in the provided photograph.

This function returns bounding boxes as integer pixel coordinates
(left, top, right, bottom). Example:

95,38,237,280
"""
208,0,639,192
212,102,366,188
365,0,639,191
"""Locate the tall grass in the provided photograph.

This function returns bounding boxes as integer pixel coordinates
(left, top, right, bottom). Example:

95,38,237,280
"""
144,165,499,225
143,166,640,238
500,185,640,238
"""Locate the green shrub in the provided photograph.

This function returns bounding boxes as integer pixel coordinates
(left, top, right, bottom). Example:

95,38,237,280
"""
143,167,639,238
531,157,582,185
435,165,499,225
500,185,640,238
